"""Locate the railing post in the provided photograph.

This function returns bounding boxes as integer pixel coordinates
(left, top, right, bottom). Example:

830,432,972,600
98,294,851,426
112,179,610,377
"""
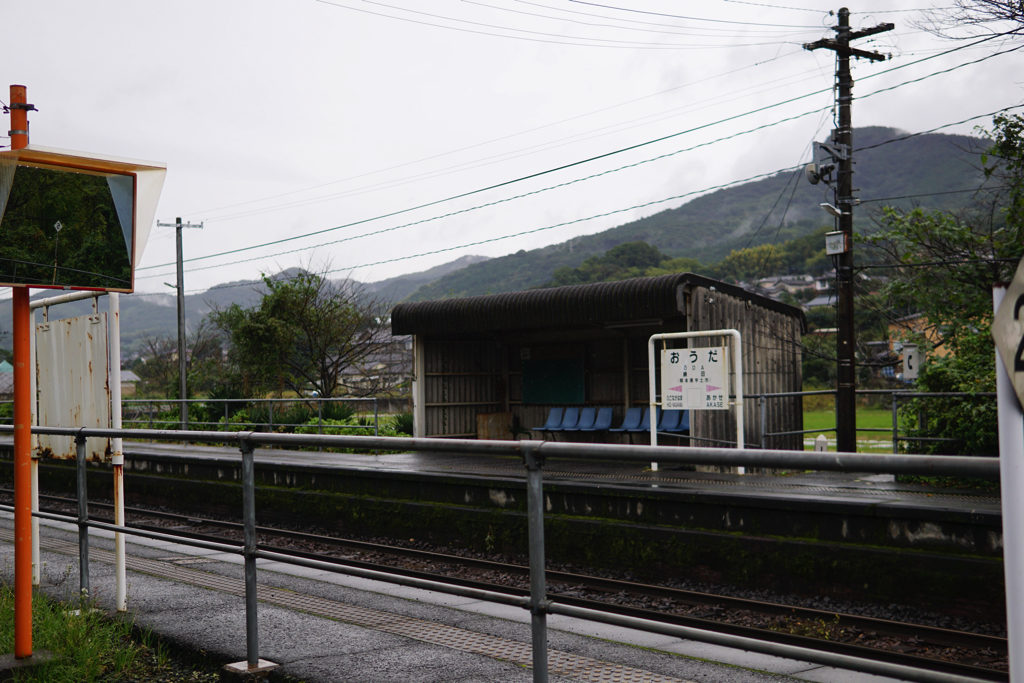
75,431,90,598
892,393,899,454
318,398,323,435
374,398,379,437
268,400,274,432
224,434,277,678
521,442,549,683
759,396,767,450
240,434,260,668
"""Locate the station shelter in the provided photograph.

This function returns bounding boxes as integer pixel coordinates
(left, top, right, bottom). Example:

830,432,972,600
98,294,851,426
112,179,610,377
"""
390,272,806,450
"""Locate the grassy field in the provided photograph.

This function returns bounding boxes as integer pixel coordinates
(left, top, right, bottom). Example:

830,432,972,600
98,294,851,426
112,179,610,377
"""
0,585,218,682
802,406,893,452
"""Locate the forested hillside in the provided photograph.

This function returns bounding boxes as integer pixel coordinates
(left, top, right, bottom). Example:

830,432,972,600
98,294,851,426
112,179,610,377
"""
408,127,987,300
0,127,988,356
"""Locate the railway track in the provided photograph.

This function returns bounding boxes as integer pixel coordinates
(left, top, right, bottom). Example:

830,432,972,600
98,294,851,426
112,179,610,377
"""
9,490,1008,681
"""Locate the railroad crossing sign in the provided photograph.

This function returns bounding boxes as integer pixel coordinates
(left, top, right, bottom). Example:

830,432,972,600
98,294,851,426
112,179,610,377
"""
993,257,1024,409
661,346,728,410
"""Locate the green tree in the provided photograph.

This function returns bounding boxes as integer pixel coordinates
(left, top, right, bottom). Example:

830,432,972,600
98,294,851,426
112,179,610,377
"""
709,244,786,282
546,242,666,286
212,269,390,398
861,114,1024,455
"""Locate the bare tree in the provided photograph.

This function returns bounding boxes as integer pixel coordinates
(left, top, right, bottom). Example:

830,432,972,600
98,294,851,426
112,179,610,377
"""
920,1,1024,39
133,319,225,398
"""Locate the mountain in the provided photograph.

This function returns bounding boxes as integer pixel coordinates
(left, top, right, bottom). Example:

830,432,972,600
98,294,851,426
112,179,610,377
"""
0,259,491,358
362,255,491,303
0,126,990,354
407,127,989,300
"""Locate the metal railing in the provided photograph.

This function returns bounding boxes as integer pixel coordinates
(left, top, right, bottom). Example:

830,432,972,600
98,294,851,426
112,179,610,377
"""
0,396,412,434
0,424,1000,683
753,389,997,453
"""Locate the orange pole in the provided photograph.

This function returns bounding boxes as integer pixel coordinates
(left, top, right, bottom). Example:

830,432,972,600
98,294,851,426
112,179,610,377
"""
10,83,33,658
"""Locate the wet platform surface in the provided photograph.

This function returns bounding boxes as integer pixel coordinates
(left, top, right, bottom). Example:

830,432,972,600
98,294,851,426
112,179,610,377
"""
123,440,1003,515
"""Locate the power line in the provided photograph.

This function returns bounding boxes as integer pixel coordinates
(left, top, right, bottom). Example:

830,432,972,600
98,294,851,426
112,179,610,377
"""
169,158,1012,297
143,37,1014,278
140,93,1022,288
521,0,822,32
316,0,798,48
139,82,838,273
719,0,826,12
137,100,836,284
189,30,1006,230
468,0,818,39
197,51,817,224
190,47,805,220
568,0,822,28
859,185,1010,205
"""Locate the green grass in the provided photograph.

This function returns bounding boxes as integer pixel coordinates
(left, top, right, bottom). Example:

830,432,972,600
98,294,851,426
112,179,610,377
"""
802,406,893,452
0,584,218,682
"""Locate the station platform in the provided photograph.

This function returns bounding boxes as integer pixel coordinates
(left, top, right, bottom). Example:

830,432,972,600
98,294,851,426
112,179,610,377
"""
122,439,1003,515
0,511,907,682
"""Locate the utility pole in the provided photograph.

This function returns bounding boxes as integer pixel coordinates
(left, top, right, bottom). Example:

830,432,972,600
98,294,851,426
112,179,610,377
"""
804,8,892,453
8,83,36,660
157,217,203,431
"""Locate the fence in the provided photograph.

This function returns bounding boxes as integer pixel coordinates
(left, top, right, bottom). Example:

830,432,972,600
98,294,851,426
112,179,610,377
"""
0,424,1000,683
122,396,411,434
754,389,997,453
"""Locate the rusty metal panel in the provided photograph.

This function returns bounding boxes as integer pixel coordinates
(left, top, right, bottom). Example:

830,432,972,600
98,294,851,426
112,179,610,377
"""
35,313,111,461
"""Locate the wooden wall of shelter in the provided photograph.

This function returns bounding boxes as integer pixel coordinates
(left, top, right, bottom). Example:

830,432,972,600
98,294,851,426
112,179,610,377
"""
391,273,805,450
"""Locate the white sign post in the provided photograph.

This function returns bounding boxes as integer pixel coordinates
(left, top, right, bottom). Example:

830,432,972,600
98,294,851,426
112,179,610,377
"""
993,263,1024,678
648,329,743,473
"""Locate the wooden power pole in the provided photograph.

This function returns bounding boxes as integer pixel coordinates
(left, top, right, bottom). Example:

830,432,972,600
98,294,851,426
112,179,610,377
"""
804,8,892,453
156,217,203,431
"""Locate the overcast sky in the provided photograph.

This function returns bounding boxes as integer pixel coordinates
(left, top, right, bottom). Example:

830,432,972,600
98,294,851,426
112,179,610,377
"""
3,0,1022,299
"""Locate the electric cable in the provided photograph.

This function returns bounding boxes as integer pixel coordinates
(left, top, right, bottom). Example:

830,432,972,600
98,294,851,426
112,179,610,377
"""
136,100,835,282
469,0,820,39
316,0,802,48
139,97,1023,286
142,40,1016,278
139,83,838,272
568,0,821,28
176,31,1007,250
189,46,805,220
519,0,823,33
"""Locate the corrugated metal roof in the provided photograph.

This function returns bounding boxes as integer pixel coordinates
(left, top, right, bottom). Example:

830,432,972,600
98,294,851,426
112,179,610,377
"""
391,272,803,336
